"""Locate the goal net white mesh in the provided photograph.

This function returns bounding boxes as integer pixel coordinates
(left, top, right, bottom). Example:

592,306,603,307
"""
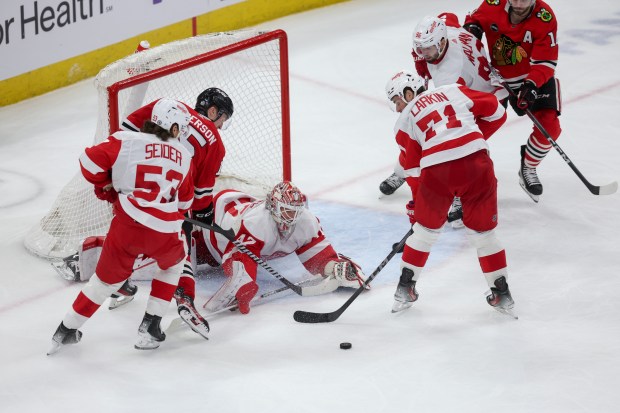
25,29,290,259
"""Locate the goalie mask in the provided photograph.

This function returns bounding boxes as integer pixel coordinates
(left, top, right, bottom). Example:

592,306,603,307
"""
266,181,308,237
151,98,191,137
195,87,234,130
412,16,448,61
385,70,426,112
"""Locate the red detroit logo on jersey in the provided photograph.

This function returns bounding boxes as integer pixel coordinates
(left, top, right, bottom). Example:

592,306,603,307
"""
145,143,183,165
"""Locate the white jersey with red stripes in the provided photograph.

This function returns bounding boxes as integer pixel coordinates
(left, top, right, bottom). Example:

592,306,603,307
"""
203,190,340,279
396,84,506,177
122,99,225,212
79,130,194,233
428,26,507,100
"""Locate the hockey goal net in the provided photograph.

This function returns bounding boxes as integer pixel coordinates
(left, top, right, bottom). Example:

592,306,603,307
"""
25,29,291,260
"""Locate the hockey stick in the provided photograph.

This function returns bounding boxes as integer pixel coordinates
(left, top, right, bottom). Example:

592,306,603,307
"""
293,227,414,324
166,278,319,334
186,218,339,297
497,75,617,196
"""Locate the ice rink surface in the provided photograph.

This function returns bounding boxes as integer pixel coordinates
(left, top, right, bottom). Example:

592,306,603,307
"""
1,1,620,412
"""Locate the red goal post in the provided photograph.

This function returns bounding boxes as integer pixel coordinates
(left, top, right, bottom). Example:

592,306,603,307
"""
25,29,291,260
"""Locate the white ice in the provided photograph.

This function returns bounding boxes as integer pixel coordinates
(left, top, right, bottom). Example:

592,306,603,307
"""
1,1,620,412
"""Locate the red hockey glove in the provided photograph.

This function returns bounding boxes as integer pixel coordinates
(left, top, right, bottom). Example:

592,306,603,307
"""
406,200,416,225
94,185,118,204
517,80,537,110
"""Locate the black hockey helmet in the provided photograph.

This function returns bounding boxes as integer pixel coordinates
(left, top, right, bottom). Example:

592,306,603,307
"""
195,87,234,121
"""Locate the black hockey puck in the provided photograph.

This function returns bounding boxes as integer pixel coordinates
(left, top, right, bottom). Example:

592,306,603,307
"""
339,342,352,350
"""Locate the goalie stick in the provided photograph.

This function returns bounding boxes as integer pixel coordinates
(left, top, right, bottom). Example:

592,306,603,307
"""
496,72,617,196
293,227,414,324
185,218,344,298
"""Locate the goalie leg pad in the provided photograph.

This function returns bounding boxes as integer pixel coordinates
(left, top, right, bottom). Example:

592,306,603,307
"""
204,261,256,313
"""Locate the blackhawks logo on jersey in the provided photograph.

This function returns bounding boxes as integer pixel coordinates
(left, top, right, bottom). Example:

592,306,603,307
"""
537,8,553,22
492,35,528,66
485,0,500,4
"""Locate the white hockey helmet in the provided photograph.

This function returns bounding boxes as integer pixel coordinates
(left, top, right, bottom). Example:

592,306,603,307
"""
266,181,308,236
151,98,191,136
385,70,426,112
412,16,448,59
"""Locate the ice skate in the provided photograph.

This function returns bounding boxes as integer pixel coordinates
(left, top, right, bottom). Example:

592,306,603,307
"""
109,279,138,310
486,276,518,319
392,268,418,313
518,145,543,203
47,322,82,355
446,197,464,229
379,173,405,196
135,313,166,350
50,253,81,282
175,287,210,340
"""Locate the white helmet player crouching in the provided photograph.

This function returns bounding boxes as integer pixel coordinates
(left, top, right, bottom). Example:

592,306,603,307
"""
200,181,367,314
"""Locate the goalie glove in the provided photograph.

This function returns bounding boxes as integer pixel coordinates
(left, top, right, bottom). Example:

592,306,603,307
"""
193,204,214,225
324,256,368,290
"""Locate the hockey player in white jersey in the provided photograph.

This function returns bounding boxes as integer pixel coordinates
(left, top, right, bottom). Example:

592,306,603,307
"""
198,182,366,314
390,81,516,318
48,99,194,354
412,13,506,99
379,70,424,197
411,14,508,228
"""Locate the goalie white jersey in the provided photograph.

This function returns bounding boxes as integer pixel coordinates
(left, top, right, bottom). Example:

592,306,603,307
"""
203,190,340,278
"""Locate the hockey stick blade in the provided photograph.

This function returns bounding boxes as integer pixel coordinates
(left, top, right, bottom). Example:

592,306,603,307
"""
595,181,618,196
293,228,414,324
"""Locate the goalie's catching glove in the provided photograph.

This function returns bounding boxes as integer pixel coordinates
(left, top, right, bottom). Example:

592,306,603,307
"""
324,256,367,289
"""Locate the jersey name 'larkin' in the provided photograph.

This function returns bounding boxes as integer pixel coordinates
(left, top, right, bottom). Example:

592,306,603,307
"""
410,92,449,116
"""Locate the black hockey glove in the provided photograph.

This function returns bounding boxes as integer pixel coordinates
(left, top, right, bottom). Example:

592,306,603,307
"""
463,23,483,40
517,80,537,110
193,204,214,225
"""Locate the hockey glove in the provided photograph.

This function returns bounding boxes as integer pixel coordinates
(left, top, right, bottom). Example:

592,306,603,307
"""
463,23,483,40
193,204,214,225
517,80,537,110
94,185,118,204
406,200,416,225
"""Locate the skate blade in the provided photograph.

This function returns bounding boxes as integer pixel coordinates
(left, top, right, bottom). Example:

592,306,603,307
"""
108,295,135,310
134,342,160,350
450,219,464,229
391,301,413,313
493,306,519,320
519,180,540,203
47,341,62,356
50,262,78,282
179,309,210,339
